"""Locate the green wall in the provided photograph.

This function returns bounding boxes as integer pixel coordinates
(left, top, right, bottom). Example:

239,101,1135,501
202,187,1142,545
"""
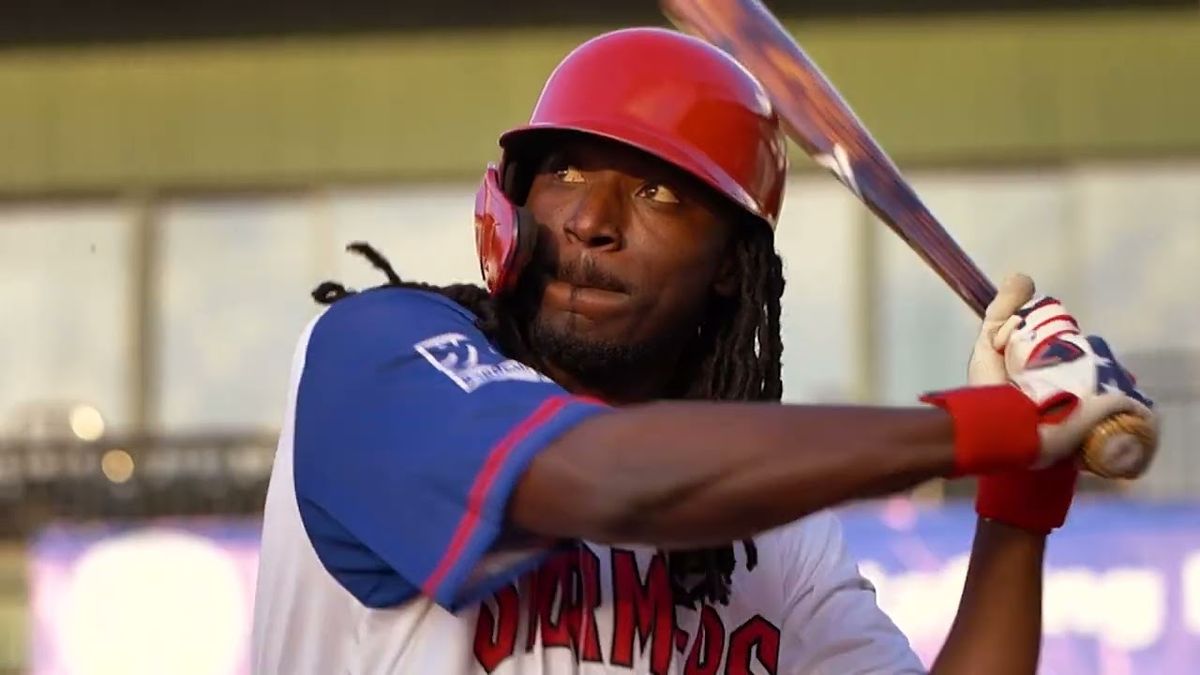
1,10,1198,194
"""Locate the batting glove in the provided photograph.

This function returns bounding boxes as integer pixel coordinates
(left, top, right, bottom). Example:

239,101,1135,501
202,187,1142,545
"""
968,284,1155,533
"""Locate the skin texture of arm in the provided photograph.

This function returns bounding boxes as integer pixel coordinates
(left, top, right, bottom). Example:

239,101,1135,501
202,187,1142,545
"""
510,400,956,548
930,519,1045,675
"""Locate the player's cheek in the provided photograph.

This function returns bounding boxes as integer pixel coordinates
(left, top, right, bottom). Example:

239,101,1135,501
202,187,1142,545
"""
643,288,702,338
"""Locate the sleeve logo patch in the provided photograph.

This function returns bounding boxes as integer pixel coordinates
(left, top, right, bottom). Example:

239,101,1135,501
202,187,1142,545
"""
415,332,551,393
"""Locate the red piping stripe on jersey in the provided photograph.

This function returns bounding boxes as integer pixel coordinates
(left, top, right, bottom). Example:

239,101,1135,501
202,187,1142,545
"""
422,395,571,597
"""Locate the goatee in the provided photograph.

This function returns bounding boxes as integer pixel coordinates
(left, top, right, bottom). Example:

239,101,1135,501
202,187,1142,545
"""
527,313,666,392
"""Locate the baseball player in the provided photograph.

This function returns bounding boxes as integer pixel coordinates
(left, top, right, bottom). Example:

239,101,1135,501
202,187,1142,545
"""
250,28,1155,674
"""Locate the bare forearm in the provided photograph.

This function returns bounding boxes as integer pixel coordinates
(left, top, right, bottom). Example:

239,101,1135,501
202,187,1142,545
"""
512,401,956,547
931,519,1045,675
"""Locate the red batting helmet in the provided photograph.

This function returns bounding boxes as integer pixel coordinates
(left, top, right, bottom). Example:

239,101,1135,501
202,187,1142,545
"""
474,27,788,295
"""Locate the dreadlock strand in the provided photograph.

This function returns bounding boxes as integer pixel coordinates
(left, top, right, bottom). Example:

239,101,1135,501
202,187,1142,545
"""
311,244,535,364
346,241,402,285
312,281,353,305
743,539,759,570
757,243,779,396
725,235,766,398
761,251,786,400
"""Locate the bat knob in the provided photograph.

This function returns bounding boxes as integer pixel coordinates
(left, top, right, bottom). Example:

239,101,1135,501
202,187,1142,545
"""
1081,412,1158,480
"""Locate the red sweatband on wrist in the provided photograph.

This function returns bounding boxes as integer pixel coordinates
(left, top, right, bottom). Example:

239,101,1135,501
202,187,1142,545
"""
920,385,1041,477
977,460,1079,534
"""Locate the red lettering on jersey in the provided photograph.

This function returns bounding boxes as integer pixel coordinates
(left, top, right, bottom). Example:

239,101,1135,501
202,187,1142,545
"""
533,554,574,648
524,565,541,653
610,550,674,674
726,614,780,675
522,547,604,662
473,584,520,673
683,604,726,675
564,546,604,662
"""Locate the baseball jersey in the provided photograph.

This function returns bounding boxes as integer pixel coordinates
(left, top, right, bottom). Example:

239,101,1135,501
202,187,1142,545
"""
250,287,924,674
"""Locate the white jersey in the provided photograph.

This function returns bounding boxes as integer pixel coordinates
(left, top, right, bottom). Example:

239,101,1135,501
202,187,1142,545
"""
250,288,923,674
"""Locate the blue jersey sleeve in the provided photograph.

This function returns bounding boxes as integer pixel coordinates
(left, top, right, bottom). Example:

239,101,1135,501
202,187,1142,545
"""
292,287,609,610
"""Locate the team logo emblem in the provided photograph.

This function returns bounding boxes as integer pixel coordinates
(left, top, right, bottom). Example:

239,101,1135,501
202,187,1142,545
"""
415,333,550,393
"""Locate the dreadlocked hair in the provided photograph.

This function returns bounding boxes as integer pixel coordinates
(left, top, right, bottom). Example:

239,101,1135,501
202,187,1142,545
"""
313,221,785,609
312,243,530,363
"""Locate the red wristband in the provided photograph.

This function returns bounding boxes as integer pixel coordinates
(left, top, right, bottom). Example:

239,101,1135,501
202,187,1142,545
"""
976,460,1079,534
920,385,1041,476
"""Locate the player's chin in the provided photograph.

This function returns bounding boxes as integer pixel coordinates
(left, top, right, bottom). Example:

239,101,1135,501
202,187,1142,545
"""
538,305,620,337
536,302,646,346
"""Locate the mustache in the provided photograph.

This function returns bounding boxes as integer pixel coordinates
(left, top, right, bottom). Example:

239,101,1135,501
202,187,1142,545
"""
544,257,632,294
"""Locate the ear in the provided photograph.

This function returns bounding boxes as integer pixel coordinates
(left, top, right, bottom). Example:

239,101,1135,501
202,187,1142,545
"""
712,255,738,297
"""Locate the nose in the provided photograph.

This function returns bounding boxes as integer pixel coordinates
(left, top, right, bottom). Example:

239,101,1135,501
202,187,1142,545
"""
562,180,623,251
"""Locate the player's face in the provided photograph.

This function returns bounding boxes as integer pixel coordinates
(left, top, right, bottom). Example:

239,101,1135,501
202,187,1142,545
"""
520,135,736,387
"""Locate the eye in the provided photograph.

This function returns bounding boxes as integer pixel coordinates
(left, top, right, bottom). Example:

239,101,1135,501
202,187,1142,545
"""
637,183,680,204
554,165,586,184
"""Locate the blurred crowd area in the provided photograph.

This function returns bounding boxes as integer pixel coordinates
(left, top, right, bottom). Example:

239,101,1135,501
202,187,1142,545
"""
1,1,1199,673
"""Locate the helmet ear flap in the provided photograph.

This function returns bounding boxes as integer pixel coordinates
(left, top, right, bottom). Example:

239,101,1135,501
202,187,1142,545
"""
473,164,539,296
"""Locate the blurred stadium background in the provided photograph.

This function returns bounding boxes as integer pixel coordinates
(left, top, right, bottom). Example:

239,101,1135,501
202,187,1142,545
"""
2,1,1199,673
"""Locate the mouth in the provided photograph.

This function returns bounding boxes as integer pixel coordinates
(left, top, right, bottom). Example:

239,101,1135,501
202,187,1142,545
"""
539,257,630,295
538,258,631,318
547,273,629,296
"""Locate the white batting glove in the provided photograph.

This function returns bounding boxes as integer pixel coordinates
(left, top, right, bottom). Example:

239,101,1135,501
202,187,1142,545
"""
1000,294,1158,468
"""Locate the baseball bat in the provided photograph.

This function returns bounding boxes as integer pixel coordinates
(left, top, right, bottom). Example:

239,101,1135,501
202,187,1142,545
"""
661,0,1155,480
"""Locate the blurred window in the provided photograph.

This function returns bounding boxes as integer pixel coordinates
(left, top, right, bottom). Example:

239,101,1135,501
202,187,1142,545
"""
0,204,133,436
